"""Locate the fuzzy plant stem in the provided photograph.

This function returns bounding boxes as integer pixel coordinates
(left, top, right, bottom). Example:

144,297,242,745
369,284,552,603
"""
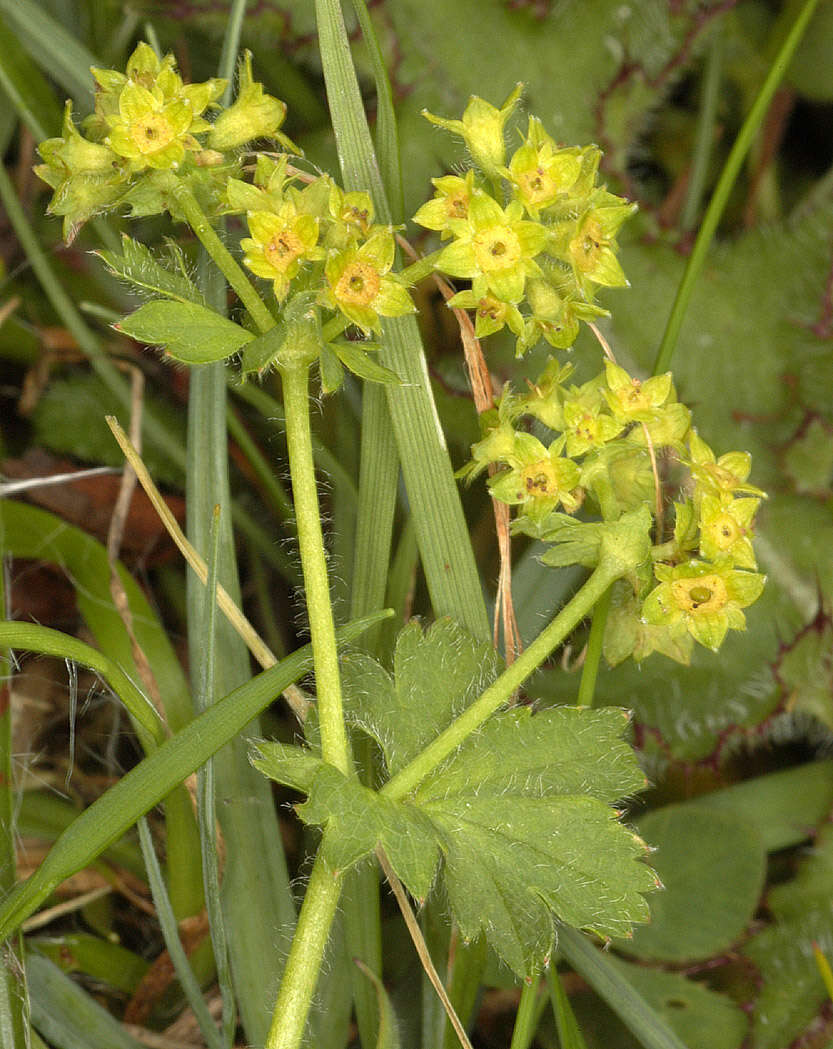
383,559,623,803
264,852,344,1049
170,182,276,335
280,361,351,773
265,361,352,1049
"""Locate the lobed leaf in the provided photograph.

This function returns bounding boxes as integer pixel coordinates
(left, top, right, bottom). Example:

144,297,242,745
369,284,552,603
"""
96,236,206,307
254,619,655,977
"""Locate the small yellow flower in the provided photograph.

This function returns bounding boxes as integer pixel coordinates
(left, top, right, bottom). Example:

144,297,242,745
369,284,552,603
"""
699,494,760,569
322,229,415,333
488,432,581,523
242,205,323,301
412,171,476,238
642,560,765,652
436,191,548,304
687,431,766,499
103,45,225,172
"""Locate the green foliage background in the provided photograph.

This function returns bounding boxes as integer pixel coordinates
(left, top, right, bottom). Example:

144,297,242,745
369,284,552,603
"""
1,1,833,1047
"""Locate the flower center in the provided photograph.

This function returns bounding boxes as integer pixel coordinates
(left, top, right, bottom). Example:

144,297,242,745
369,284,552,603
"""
130,113,175,154
335,262,381,306
478,296,504,322
570,217,604,273
672,574,728,614
447,193,468,219
710,513,741,550
264,230,305,272
473,225,522,272
520,459,558,498
518,166,555,204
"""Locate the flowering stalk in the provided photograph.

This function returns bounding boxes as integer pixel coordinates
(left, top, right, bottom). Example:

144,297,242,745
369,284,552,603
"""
264,848,344,1049
170,181,276,335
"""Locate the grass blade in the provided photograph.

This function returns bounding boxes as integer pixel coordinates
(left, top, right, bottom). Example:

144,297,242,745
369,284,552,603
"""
26,952,144,1049
558,927,689,1049
653,0,822,373
0,0,97,105
0,610,389,943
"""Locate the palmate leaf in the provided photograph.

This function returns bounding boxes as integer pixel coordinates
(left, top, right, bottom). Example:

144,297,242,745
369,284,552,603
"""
252,618,655,978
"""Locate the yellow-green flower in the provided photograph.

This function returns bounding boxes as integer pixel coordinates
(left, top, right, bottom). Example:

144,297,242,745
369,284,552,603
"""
562,396,624,457
242,204,323,301
687,431,766,499
328,183,375,239
488,432,581,522
210,51,291,151
412,171,476,238
447,279,525,340
422,84,523,177
505,119,585,218
603,361,673,424
322,229,415,332
520,275,607,353
699,494,760,569
102,44,225,172
436,191,548,303
565,190,635,291
642,560,765,652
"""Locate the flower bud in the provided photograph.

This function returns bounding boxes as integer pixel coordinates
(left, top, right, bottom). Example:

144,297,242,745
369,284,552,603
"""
210,52,289,151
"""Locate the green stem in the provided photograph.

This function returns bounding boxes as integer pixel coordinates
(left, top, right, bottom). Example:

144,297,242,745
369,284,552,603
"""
576,583,612,708
653,0,821,374
680,33,724,232
280,363,351,774
264,852,344,1049
509,979,541,1049
171,182,276,335
382,561,621,801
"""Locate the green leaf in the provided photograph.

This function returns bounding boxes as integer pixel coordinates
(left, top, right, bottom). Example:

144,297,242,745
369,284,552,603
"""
617,805,766,963
340,618,502,775
331,340,402,385
583,954,748,1049
354,959,403,1049
254,618,655,978
96,236,206,307
743,823,833,1049
116,300,255,365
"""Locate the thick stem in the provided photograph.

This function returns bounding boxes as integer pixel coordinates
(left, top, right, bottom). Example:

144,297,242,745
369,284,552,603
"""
265,851,345,1049
171,183,276,335
281,363,351,774
382,561,621,802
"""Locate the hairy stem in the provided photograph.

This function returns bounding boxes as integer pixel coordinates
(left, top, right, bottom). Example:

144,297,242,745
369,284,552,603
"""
382,560,622,802
264,850,345,1049
171,182,276,334
280,362,351,773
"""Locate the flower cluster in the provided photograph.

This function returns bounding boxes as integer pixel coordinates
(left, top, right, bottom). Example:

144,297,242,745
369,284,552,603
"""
35,43,289,239
461,357,765,664
36,43,415,385
418,89,766,664
413,90,635,356
225,154,414,342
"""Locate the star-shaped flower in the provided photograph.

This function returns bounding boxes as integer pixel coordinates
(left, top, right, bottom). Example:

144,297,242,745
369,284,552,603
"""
642,560,765,652
321,229,415,333
436,191,548,304
488,432,581,523
241,203,324,301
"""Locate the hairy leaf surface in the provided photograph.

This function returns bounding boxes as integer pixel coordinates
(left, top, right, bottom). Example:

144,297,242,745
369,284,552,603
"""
253,619,654,977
